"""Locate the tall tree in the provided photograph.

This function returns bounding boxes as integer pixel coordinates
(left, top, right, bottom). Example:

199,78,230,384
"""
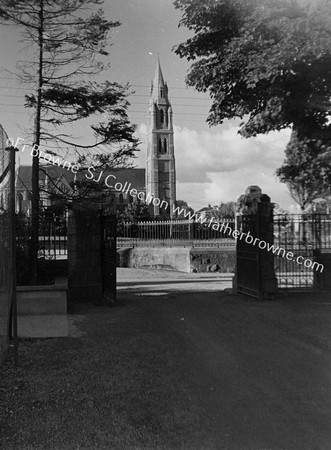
174,0,331,137
174,199,195,218
276,128,331,210
217,202,236,220
0,0,139,282
117,199,152,234
174,0,331,208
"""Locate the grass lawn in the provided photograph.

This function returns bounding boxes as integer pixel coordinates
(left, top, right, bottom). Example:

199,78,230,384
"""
2,288,330,450
0,303,211,450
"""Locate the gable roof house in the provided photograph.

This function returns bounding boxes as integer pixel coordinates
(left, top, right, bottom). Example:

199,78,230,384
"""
16,165,147,215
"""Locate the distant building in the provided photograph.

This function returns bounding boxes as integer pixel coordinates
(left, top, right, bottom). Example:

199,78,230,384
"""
195,204,236,221
15,59,177,218
16,165,146,215
196,206,216,220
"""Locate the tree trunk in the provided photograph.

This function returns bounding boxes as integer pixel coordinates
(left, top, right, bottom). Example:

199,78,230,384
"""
29,0,44,284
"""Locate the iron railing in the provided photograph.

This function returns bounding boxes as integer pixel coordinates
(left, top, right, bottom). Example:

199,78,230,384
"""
38,213,68,260
17,210,68,261
117,218,236,248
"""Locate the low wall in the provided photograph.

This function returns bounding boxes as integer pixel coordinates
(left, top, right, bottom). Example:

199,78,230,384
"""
17,278,67,315
190,247,235,273
118,247,191,272
118,246,236,273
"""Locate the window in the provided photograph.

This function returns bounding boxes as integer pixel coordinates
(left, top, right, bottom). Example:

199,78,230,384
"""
17,193,23,211
158,137,167,154
160,88,164,98
160,109,164,124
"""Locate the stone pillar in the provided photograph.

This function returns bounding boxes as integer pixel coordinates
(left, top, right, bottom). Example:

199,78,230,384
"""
234,185,278,299
258,193,278,296
68,206,103,304
314,249,331,290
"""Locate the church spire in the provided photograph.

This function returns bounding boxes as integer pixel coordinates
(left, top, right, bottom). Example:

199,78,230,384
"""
146,59,176,218
151,56,168,103
154,55,165,87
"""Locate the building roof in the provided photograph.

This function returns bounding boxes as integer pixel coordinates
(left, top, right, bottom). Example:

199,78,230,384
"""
16,165,76,191
101,168,146,190
16,165,146,193
16,165,33,191
197,206,213,213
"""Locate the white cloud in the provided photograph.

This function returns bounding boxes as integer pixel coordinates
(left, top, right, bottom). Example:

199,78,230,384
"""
134,122,294,211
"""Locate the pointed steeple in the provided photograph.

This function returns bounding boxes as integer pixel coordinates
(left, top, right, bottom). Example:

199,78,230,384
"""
150,56,168,103
154,55,165,87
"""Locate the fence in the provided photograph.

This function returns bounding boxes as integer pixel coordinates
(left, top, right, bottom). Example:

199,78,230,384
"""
15,208,68,286
38,211,68,260
0,143,12,363
16,209,68,264
117,218,236,248
274,213,331,290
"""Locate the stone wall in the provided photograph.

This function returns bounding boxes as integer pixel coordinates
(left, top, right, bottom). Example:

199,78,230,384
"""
118,246,235,273
190,248,235,273
118,247,191,272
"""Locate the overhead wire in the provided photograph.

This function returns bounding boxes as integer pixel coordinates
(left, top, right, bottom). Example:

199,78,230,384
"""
0,91,211,105
0,82,212,122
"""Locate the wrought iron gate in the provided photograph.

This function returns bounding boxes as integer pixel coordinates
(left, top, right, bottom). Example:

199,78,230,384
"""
236,186,330,296
274,213,328,290
101,212,117,304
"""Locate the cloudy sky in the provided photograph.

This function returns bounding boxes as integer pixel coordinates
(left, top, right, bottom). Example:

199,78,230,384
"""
0,0,296,211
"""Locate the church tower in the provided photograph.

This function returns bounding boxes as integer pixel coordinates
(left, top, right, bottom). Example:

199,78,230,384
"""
146,58,176,218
